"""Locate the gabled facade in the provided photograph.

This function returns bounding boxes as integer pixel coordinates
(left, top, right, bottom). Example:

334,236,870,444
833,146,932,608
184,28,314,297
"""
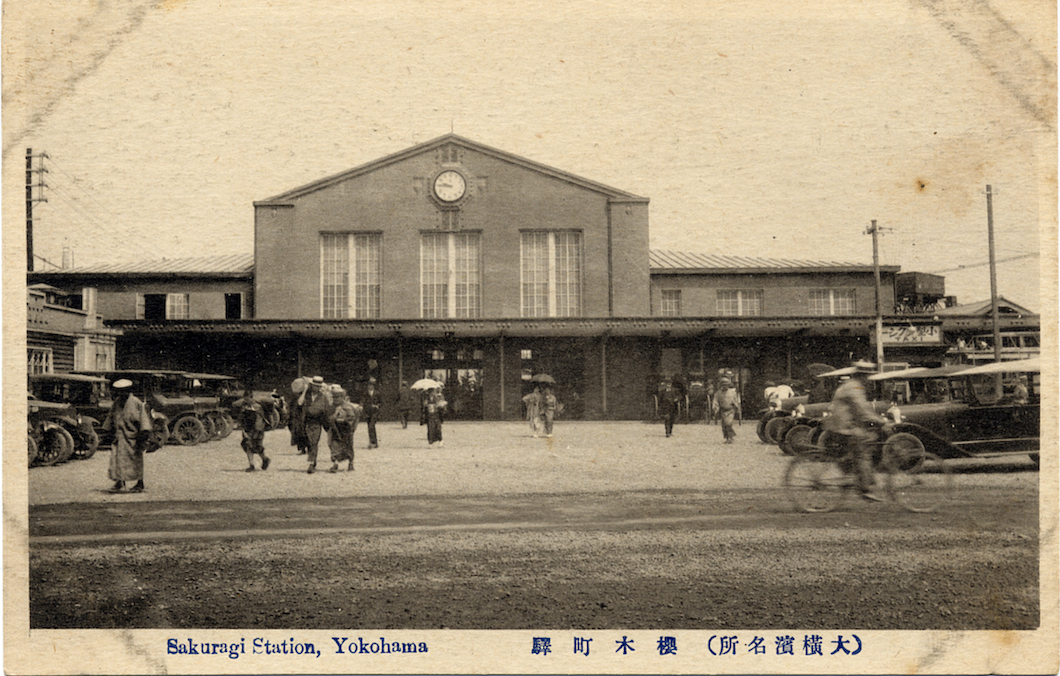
253,134,650,320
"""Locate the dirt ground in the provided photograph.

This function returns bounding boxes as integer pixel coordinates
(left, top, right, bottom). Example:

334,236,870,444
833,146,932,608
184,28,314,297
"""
27,421,1041,629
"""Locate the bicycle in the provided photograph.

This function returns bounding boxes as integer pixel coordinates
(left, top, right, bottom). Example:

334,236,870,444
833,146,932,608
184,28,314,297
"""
783,426,953,513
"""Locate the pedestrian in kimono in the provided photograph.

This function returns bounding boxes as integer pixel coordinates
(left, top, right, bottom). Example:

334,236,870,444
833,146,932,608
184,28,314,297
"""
288,377,309,455
540,385,558,438
360,377,382,449
232,388,270,472
424,387,447,447
657,377,681,437
715,377,741,444
522,385,543,437
299,376,333,473
102,379,153,493
396,381,417,429
704,381,717,424
328,386,360,472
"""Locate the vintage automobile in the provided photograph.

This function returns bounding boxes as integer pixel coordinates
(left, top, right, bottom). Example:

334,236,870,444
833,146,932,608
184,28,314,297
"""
184,373,287,432
28,398,78,466
775,362,913,455
788,359,1041,464
72,369,215,447
27,373,108,461
880,358,1040,464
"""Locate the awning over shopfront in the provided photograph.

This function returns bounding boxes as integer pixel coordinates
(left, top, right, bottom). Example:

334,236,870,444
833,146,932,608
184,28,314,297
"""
104,313,1038,340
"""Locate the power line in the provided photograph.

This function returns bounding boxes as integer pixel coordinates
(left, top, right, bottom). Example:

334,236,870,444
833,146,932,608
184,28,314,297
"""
44,155,121,221
44,182,111,231
927,252,1039,274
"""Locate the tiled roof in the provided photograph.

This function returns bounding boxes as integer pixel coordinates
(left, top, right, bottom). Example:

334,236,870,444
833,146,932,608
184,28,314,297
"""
650,249,889,271
30,253,254,276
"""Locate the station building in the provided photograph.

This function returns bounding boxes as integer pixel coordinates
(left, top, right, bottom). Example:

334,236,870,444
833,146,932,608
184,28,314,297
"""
28,134,1039,420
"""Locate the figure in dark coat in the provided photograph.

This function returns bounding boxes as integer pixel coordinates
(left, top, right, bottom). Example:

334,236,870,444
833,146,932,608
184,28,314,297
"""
361,378,382,448
396,381,417,429
424,388,447,446
657,378,681,437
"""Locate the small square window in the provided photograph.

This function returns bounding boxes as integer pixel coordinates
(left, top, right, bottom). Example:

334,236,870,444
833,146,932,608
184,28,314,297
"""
521,349,533,360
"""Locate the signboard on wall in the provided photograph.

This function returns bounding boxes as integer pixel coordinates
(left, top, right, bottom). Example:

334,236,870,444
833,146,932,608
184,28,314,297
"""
881,323,942,345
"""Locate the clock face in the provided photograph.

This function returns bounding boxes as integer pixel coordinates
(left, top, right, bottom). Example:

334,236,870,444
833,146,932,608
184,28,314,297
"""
433,170,467,202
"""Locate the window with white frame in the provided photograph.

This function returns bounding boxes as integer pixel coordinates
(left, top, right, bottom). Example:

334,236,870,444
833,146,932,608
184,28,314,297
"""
521,231,582,317
136,293,190,320
28,347,53,374
660,289,682,317
809,288,856,316
321,233,381,318
716,289,763,316
420,232,481,318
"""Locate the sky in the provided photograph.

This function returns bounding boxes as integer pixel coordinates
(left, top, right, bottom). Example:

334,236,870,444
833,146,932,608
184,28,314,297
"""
4,0,1055,312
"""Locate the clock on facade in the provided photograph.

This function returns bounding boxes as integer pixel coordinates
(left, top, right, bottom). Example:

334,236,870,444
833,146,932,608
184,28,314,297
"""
433,170,467,202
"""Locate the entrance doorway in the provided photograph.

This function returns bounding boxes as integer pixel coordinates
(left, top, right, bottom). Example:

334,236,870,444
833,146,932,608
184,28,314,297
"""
422,345,483,419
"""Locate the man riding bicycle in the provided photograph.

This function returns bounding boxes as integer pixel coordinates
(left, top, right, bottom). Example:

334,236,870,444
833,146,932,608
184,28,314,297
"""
826,360,885,502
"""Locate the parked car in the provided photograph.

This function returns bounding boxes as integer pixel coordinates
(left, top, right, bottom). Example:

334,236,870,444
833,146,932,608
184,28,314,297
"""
28,398,77,466
776,362,913,455
880,358,1040,464
28,373,108,460
184,373,287,432
72,369,213,447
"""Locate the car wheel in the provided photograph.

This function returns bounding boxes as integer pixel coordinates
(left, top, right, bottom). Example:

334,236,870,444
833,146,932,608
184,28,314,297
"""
72,425,100,460
28,435,38,467
36,427,74,466
756,415,771,443
199,414,217,441
172,416,205,446
782,424,815,456
882,432,926,473
152,414,170,448
208,411,233,440
764,416,794,445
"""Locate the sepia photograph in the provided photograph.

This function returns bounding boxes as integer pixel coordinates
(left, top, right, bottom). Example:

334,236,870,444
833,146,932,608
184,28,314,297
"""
4,0,1057,674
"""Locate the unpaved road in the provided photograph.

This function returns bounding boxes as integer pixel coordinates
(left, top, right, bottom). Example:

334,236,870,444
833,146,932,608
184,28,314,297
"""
27,422,1040,629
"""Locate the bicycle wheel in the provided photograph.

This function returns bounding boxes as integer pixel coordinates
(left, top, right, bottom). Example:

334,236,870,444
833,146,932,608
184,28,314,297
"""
885,450,952,513
784,451,851,513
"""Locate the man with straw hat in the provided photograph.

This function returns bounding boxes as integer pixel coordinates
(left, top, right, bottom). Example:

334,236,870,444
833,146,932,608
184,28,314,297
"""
102,378,153,493
299,376,332,474
827,360,885,502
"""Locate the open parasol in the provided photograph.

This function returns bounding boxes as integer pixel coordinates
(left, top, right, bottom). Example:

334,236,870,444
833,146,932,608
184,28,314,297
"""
529,373,556,384
410,378,444,391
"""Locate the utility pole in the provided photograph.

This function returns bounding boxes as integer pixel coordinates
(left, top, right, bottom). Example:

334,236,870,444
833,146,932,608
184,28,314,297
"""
25,148,49,271
865,220,885,368
986,185,1003,397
